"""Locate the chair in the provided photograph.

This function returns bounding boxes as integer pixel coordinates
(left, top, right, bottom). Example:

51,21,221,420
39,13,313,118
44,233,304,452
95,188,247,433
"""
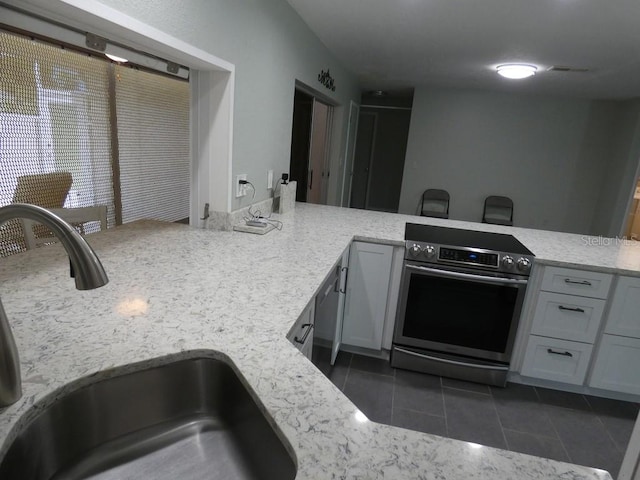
1,172,74,254
21,205,108,249
13,172,73,207
483,196,513,226
420,189,450,218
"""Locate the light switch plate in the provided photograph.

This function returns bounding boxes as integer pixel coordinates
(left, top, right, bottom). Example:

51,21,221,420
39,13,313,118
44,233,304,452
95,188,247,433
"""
267,170,273,189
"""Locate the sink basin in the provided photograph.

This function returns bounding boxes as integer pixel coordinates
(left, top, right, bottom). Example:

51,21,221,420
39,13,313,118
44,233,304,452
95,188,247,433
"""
0,356,296,480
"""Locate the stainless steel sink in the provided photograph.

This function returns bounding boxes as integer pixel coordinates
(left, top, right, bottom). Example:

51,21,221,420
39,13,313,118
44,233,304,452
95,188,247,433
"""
0,357,297,480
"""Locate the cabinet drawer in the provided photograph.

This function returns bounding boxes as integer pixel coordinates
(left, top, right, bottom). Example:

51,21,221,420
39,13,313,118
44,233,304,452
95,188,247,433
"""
530,292,605,343
604,276,640,338
521,336,592,385
590,335,640,395
540,266,612,299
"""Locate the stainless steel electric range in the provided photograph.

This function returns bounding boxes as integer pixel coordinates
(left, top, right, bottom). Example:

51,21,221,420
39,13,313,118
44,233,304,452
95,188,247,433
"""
391,223,535,387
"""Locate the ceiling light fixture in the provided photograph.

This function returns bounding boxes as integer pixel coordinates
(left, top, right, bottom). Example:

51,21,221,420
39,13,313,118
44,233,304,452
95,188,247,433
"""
496,64,537,79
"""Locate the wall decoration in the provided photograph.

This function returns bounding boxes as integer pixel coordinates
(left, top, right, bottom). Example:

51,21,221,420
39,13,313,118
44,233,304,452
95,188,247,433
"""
318,69,336,92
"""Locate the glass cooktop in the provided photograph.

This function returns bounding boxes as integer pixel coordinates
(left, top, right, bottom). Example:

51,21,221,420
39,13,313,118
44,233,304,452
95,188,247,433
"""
404,223,534,256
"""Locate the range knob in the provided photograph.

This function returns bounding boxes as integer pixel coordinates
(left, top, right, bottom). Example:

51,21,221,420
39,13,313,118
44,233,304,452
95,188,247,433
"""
502,255,515,269
517,257,532,272
408,244,422,257
423,245,436,258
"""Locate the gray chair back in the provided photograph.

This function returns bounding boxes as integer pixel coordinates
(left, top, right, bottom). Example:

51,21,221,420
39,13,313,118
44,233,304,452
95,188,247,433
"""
421,189,450,218
483,195,513,225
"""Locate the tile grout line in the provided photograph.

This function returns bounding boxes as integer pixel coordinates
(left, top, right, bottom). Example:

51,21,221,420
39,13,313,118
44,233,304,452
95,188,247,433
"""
440,376,450,437
542,405,574,464
489,388,510,450
390,369,396,425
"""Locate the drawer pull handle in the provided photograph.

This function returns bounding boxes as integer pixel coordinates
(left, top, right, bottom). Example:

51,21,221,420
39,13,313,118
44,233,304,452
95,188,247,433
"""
558,305,585,313
294,323,313,344
547,348,573,358
564,278,592,286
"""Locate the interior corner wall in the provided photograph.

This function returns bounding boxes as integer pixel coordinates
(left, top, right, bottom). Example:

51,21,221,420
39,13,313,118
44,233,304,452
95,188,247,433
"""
398,87,625,234
92,0,360,210
590,100,640,237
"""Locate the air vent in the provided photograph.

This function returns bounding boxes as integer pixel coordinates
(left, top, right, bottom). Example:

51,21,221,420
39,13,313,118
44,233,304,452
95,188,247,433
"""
547,66,590,73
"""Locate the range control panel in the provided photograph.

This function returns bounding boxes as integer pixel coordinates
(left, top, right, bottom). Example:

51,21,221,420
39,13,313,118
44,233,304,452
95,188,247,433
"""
439,247,499,268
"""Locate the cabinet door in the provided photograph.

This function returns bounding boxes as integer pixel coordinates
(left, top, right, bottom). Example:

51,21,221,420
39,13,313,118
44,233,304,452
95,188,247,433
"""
331,246,350,365
604,276,640,338
530,292,605,343
341,242,393,350
590,334,640,395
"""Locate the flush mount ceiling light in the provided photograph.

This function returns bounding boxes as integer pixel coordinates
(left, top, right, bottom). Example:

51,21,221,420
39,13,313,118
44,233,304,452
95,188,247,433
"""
496,64,537,79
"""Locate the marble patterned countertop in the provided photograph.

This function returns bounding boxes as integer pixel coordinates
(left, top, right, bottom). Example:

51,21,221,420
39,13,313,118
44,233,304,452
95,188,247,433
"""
2,203,636,479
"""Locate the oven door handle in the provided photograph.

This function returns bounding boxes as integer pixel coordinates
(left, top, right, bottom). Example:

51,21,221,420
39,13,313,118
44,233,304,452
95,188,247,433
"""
406,264,528,286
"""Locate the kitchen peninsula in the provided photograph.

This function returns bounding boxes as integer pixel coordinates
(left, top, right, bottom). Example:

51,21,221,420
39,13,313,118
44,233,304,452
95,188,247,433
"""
2,203,637,479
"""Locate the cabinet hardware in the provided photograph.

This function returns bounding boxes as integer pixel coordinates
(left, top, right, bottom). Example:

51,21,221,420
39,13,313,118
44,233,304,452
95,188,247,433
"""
547,348,573,357
340,266,349,294
558,305,585,313
334,264,341,292
294,323,313,344
564,278,592,286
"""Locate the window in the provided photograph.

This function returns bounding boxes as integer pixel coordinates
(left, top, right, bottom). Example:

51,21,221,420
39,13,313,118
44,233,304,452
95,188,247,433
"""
0,29,189,257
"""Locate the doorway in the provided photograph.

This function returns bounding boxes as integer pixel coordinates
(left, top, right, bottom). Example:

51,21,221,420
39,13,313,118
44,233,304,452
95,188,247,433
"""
349,91,413,212
624,178,640,240
288,88,333,204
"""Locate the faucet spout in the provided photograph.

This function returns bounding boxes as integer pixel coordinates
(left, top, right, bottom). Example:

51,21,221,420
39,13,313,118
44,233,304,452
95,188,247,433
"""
0,203,109,407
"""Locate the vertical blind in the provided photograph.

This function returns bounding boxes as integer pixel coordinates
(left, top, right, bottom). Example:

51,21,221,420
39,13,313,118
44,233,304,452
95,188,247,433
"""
115,66,190,224
0,29,190,257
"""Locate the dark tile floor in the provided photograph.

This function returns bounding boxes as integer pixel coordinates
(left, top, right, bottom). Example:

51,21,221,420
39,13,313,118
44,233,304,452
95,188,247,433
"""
312,346,639,478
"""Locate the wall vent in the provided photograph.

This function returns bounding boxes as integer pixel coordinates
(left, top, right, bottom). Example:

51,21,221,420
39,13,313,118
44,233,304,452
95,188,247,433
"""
547,66,590,73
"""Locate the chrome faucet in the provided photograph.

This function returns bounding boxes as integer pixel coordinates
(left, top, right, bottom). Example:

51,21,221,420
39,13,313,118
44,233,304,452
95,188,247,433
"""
0,203,109,407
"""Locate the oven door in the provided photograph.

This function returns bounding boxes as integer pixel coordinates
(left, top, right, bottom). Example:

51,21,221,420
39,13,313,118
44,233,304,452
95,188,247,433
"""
393,261,528,364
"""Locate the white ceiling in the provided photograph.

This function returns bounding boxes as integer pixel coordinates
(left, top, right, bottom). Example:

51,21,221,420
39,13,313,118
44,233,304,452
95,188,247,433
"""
285,0,640,99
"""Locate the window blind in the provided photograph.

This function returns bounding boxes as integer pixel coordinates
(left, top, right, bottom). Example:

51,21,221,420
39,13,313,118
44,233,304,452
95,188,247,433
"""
0,28,191,257
0,30,114,255
114,66,190,224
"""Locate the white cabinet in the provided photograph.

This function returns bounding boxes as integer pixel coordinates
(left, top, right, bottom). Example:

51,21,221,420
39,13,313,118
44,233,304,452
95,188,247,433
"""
530,292,605,343
590,335,640,395
519,266,611,385
341,241,394,350
603,276,640,338
540,267,612,299
590,276,640,395
521,336,593,385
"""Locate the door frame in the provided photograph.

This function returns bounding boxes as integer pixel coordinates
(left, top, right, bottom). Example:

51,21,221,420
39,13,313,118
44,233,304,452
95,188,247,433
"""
341,100,360,208
290,81,337,206
620,160,640,238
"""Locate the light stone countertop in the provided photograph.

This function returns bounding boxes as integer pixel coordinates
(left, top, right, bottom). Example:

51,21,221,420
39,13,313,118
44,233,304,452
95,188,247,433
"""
2,202,636,479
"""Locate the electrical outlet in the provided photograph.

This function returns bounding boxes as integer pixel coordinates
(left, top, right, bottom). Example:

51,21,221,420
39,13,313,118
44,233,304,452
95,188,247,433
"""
267,170,273,189
236,174,247,197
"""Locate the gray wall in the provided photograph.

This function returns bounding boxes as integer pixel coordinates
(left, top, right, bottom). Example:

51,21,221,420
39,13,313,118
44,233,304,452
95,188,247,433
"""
399,87,640,234
96,0,360,210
